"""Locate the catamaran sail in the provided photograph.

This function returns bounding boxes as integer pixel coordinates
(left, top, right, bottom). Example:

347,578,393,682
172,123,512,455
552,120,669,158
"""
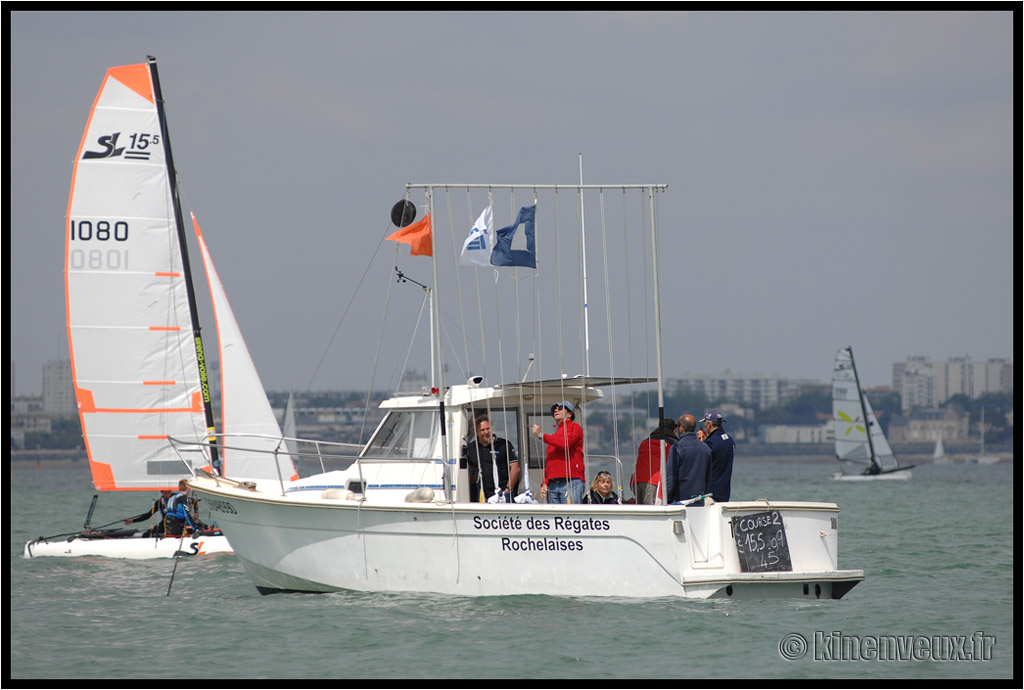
31,57,287,558
194,215,297,484
66,59,217,489
832,346,911,479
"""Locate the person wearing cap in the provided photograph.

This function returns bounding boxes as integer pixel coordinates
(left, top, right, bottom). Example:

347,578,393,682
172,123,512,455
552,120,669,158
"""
630,418,678,504
531,400,585,504
123,486,176,537
701,409,735,502
665,414,711,505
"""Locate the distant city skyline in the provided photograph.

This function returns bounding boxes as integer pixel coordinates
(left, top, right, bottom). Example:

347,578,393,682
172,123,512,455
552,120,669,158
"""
13,353,1012,402
10,12,1013,400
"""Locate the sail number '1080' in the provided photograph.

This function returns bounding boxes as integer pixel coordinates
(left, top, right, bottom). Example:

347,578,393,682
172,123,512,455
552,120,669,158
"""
69,219,130,270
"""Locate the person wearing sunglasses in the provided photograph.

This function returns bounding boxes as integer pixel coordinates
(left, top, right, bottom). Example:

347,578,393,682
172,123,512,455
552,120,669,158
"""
532,400,585,504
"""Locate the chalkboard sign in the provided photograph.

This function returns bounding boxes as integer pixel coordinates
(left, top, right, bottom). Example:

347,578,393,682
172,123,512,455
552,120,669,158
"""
732,510,793,573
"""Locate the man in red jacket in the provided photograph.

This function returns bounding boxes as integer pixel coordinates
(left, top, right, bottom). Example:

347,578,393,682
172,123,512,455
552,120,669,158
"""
532,400,585,504
630,418,679,504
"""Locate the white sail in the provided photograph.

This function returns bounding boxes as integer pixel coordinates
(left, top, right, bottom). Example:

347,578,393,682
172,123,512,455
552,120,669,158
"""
966,407,1000,464
832,347,900,473
66,62,213,490
193,215,297,483
933,435,947,461
282,392,299,461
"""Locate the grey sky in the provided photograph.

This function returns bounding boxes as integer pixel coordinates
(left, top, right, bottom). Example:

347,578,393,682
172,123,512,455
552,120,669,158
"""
10,10,1015,396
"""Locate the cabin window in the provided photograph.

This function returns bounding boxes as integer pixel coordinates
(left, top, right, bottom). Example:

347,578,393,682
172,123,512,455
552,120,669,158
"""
363,410,440,459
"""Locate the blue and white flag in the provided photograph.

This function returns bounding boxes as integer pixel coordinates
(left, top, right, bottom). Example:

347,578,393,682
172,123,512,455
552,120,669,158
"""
460,205,494,267
491,204,537,269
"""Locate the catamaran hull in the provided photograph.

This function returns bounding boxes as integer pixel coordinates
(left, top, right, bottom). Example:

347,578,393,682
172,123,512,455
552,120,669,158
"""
190,478,862,600
832,469,912,481
23,534,232,559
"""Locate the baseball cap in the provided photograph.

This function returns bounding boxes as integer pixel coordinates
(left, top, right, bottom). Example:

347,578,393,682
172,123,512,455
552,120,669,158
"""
703,409,724,423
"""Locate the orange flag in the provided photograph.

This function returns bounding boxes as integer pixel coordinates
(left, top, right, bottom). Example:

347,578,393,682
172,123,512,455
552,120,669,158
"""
386,214,432,257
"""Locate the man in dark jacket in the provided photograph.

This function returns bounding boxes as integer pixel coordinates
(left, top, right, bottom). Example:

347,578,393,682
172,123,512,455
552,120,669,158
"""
702,409,736,502
463,414,520,502
665,414,711,504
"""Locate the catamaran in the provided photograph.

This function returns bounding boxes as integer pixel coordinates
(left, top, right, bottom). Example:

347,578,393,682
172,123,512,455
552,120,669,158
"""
182,163,865,598
831,347,913,480
25,58,296,559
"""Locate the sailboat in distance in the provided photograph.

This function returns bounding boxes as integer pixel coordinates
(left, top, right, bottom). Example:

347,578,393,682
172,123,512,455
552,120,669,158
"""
965,407,1000,465
831,347,913,481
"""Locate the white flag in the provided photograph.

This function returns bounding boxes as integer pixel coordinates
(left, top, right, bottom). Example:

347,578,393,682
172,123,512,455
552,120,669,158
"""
460,205,493,267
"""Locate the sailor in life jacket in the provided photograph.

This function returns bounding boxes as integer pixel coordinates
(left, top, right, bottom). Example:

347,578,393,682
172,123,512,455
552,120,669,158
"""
163,479,199,536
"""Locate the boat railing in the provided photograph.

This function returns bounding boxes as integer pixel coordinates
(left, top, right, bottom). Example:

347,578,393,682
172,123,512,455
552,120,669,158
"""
170,433,450,496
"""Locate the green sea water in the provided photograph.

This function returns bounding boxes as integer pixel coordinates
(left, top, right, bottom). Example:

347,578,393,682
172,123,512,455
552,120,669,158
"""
9,459,1016,681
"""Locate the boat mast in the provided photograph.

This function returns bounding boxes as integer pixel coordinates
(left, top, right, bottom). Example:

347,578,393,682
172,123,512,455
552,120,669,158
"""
649,188,668,503
847,347,880,472
147,56,221,474
426,188,454,501
579,155,591,377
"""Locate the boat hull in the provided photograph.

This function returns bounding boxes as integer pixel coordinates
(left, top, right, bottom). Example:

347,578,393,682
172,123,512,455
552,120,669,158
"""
23,533,232,559
190,476,862,600
832,469,912,481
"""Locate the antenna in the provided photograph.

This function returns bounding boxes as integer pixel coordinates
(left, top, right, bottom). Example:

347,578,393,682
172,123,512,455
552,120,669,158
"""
579,154,591,377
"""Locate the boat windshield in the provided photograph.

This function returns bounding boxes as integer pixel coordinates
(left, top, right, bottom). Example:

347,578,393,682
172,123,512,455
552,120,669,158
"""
363,410,440,459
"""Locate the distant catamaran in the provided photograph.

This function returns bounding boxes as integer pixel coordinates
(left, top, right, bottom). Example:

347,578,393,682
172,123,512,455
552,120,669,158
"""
831,347,913,481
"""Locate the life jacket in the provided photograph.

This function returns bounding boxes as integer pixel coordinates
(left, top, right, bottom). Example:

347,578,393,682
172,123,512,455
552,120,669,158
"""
165,493,196,526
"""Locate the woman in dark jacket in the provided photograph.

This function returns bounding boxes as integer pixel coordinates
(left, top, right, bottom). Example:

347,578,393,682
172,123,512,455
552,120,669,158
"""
583,471,619,504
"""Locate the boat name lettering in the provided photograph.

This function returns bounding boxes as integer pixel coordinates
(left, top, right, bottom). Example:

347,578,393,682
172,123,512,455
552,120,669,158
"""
206,499,237,514
553,516,611,534
473,515,522,531
471,515,611,534
501,537,584,552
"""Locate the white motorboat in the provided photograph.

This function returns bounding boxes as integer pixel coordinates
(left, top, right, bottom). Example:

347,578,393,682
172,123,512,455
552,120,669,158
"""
184,171,863,599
